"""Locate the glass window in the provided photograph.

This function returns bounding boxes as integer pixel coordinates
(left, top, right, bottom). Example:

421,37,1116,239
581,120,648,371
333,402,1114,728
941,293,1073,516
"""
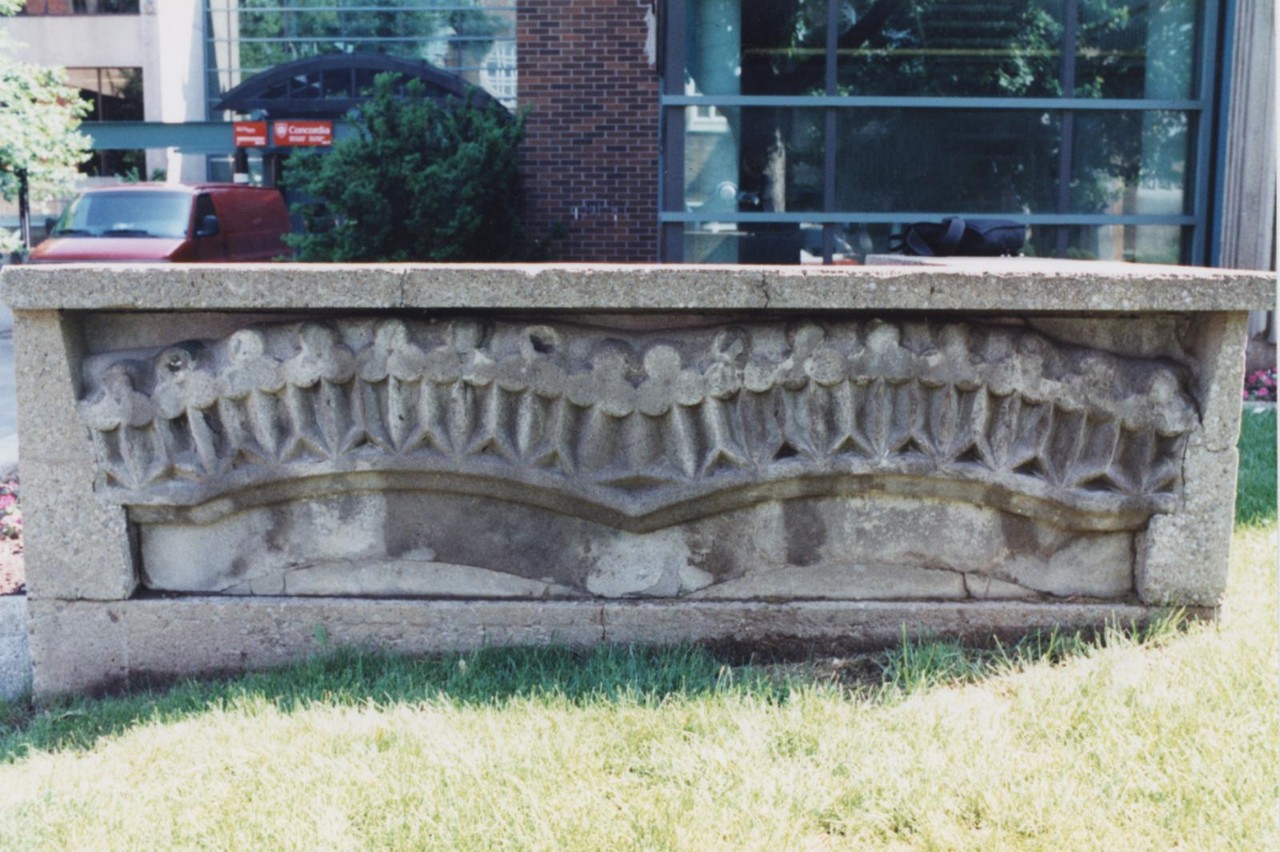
682,222,827,264
835,110,1061,213
1071,111,1189,215
66,68,146,178
1076,0,1197,99
20,0,139,13
193,194,217,226
1026,225,1188,264
55,191,192,239
664,0,1213,265
685,108,826,214
82,151,147,180
205,1,518,112
835,0,1066,97
74,0,139,11
686,0,827,96
66,67,144,121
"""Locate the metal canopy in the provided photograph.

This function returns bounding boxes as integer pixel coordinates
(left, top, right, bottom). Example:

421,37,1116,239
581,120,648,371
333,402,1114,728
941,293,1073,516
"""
212,53,509,119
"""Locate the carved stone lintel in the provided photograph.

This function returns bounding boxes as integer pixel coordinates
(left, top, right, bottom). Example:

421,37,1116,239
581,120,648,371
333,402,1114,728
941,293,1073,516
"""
79,316,1196,531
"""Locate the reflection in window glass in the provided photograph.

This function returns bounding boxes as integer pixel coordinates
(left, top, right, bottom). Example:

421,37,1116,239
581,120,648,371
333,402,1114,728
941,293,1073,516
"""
668,1,1209,265
683,222,826,264
1076,0,1196,99
65,68,146,178
830,222,895,261
835,0,1065,97
83,151,147,179
1071,111,1188,215
686,0,827,97
56,191,192,239
1096,224,1185,264
66,67,144,121
686,0,1200,100
74,0,139,11
684,108,825,215
835,110,1060,213
206,1,517,109
1026,225,1186,264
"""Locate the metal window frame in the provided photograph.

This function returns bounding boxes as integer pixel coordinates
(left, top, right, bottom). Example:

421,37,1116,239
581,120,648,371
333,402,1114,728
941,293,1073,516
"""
660,0,1225,265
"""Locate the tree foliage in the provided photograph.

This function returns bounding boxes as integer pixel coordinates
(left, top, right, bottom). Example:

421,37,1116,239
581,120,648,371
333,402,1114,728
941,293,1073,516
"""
283,73,524,262
0,2,91,252
234,0,505,71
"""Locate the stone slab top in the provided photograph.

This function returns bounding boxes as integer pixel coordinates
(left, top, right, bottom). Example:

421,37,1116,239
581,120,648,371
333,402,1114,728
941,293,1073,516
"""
2,260,1273,313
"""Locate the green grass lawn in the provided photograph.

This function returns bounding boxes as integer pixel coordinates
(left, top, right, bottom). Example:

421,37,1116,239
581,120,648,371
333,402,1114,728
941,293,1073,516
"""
1236,407,1277,526
0,412,1275,849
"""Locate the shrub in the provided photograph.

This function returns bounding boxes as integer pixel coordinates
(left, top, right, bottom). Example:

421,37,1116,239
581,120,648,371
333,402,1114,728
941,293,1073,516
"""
283,73,525,262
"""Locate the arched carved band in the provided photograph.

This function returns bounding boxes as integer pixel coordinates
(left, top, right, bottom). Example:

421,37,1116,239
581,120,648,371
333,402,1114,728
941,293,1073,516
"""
80,316,1196,530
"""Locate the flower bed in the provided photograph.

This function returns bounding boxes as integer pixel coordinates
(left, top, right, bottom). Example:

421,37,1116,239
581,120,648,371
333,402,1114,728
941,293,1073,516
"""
0,478,22,595
1244,367,1277,402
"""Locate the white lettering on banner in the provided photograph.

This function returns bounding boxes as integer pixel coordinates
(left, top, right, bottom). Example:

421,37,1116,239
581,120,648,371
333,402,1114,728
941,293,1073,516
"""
272,120,333,147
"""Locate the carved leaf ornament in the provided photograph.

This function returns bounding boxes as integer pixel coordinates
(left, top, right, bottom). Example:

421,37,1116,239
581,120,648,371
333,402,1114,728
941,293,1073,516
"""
79,317,1196,531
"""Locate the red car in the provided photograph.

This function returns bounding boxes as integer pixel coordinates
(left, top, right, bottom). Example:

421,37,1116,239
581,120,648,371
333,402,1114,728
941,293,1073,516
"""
30,183,291,263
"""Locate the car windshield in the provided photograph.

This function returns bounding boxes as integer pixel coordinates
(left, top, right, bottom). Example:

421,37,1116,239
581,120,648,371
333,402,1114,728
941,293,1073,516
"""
53,191,192,239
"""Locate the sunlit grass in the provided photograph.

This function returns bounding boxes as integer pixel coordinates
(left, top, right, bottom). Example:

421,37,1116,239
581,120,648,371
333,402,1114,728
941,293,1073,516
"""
1237,407,1277,526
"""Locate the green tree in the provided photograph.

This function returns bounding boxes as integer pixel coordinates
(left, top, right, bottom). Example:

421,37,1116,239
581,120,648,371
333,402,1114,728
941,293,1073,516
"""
0,0,91,253
283,72,524,262
233,0,505,72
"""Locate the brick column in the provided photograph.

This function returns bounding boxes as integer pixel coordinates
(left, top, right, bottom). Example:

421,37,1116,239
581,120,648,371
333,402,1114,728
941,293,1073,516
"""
518,0,660,261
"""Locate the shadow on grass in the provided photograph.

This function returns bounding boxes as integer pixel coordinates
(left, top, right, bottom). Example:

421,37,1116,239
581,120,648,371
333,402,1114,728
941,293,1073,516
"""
0,612,1188,764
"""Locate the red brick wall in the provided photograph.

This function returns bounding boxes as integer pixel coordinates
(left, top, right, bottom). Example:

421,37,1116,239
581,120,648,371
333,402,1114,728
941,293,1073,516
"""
518,0,660,262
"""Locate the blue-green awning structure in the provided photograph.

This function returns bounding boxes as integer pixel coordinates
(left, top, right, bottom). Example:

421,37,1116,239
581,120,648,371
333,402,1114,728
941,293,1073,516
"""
83,120,356,153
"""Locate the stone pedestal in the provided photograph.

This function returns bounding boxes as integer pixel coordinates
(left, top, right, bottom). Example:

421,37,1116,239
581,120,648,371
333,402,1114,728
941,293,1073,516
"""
2,261,1271,698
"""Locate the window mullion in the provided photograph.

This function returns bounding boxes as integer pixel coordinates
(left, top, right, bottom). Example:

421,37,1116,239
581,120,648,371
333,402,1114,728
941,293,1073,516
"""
1056,0,1080,258
822,0,839,263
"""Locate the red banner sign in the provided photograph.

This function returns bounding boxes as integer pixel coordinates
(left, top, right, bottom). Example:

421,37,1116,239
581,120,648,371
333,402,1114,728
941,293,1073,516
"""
233,121,268,148
272,120,333,147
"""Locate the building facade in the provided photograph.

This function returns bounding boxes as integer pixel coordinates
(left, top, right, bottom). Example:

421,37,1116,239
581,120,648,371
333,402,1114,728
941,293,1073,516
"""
5,0,1275,273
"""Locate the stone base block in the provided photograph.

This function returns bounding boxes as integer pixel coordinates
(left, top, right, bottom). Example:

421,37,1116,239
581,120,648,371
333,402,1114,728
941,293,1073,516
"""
0,595,30,702
29,596,1180,699
5,262,1269,700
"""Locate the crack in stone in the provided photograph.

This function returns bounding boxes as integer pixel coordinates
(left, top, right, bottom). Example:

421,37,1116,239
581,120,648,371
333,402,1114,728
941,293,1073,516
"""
915,561,1049,600
960,570,1041,600
756,274,771,309
396,269,410,309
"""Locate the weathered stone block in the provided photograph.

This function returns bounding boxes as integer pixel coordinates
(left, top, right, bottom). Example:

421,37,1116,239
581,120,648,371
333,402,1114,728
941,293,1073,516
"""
13,310,92,464
28,597,606,696
0,261,1268,698
20,459,135,601
1136,444,1241,606
0,596,29,701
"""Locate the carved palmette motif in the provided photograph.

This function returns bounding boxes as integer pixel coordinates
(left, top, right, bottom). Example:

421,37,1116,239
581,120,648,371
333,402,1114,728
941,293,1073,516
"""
79,316,1197,523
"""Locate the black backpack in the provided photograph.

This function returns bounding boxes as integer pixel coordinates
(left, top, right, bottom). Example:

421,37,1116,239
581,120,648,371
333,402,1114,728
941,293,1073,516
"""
888,218,1026,257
